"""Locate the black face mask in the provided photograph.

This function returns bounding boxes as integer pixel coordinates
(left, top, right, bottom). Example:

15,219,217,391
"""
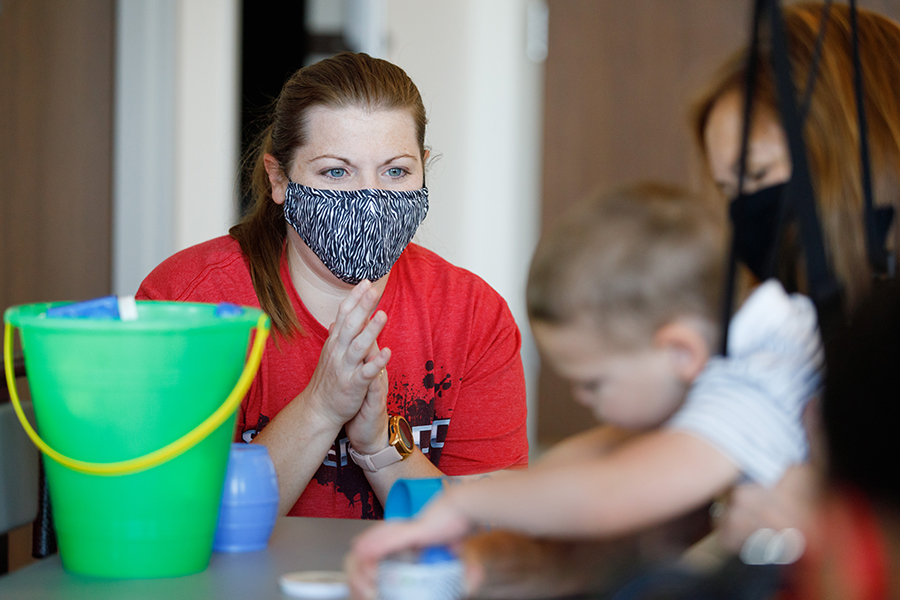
729,181,789,281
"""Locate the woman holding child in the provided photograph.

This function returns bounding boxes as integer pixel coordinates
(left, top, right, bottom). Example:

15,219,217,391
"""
136,52,528,519
348,2,900,597
695,0,900,554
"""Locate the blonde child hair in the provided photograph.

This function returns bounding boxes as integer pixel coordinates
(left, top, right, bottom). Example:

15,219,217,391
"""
527,183,726,350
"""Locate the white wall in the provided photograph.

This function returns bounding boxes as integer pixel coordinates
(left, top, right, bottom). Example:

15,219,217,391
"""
173,0,241,252
113,0,240,296
113,0,176,296
380,0,545,443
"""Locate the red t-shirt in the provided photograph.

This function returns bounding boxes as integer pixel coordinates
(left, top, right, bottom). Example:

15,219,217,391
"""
136,236,528,519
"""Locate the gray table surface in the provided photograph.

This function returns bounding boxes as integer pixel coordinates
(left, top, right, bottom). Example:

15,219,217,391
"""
0,517,371,599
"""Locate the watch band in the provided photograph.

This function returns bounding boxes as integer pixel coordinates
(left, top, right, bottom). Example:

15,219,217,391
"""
349,415,415,473
349,444,404,472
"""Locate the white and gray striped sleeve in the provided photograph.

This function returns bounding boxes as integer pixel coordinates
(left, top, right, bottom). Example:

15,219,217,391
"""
665,280,823,487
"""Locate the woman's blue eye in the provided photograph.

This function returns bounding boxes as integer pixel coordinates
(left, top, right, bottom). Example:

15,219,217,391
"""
387,167,405,178
326,168,346,178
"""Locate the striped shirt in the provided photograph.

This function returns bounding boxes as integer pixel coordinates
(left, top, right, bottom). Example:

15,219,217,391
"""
666,280,823,487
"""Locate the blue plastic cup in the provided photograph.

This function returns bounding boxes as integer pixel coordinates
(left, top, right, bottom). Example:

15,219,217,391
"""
213,443,279,552
384,478,445,520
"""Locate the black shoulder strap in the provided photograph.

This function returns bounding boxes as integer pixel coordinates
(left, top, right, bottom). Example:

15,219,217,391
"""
766,0,844,340
719,0,765,355
849,0,896,277
722,0,838,352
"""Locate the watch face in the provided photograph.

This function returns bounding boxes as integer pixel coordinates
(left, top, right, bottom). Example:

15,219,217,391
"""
395,416,414,450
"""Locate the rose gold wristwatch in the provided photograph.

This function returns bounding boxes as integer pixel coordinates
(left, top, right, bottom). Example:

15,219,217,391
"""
349,415,414,472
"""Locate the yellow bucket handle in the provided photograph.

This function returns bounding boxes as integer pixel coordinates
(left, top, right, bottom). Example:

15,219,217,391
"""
3,313,270,476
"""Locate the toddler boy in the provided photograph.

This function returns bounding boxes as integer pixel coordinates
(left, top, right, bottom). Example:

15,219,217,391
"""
349,183,822,590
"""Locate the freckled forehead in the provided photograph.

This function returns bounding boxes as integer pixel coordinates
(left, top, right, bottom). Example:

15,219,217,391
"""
302,105,419,153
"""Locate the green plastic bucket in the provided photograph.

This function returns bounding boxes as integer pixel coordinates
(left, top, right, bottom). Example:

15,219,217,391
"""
3,301,270,578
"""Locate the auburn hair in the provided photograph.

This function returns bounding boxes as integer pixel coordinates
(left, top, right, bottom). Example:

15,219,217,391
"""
692,3,900,311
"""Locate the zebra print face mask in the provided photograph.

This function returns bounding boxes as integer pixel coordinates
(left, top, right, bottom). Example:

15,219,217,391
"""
283,182,429,285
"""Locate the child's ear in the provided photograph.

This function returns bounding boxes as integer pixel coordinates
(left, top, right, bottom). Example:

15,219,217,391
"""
653,320,710,383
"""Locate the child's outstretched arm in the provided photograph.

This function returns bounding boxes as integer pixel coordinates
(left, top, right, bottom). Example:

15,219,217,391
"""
349,429,739,581
534,424,638,467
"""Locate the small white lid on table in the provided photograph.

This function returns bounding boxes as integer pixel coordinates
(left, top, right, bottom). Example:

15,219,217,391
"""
279,571,349,599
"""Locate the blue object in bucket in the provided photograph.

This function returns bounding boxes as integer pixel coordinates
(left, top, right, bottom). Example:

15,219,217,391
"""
383,478,445,520
214,303,245,318
46,296,120,319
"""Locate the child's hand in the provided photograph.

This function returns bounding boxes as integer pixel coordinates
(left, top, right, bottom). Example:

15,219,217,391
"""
714,463,818,553
347,496,474,599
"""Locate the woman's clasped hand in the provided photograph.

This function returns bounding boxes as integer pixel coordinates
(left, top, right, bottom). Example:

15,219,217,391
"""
305,279,392,456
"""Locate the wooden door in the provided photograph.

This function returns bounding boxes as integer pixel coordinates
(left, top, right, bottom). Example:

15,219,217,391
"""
0,0,114,572
536,0,751,445
536,0,900,446
0,0,114,311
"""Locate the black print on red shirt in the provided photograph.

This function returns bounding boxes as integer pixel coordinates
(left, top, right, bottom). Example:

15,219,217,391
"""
311,359,454,519
423,360,453,397
240,414,270,443
325,427,381,519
